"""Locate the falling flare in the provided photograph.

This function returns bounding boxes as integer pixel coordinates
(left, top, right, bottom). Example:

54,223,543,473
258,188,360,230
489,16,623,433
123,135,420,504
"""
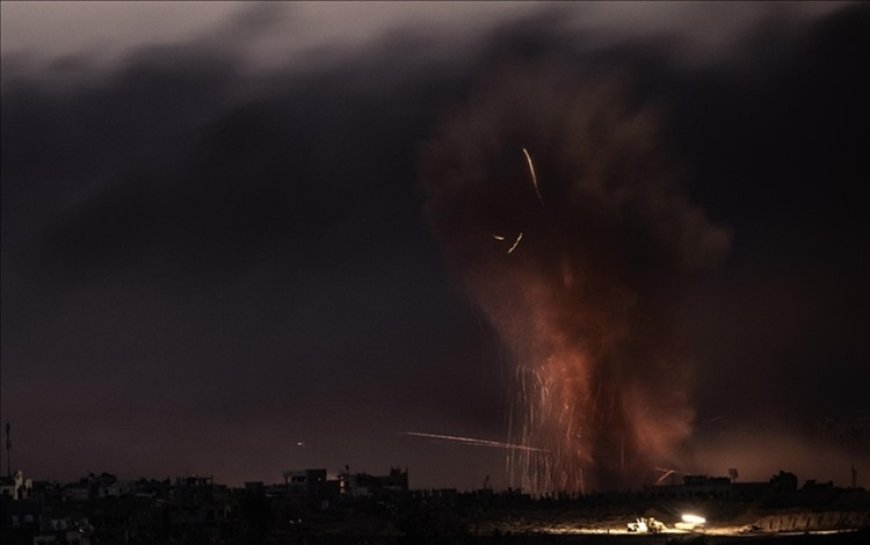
507,232,523,254
522,147,543,206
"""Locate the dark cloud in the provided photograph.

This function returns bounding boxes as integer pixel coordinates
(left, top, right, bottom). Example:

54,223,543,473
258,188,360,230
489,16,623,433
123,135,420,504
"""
1,3,867,488
673,5,870,422
1,31,500,485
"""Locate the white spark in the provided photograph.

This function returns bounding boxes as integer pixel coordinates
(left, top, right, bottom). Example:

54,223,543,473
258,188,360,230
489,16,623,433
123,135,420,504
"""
522,147,543,206
507,232,523,254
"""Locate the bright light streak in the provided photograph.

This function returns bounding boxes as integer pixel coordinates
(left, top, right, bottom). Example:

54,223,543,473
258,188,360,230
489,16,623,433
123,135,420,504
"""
402,431,548,452
507,232,523,254
681,514,706,525
522,147,543,206
655,468,677,484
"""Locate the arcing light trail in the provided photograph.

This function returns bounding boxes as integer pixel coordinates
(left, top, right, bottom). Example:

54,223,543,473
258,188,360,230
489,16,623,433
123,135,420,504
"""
490,149,538,255
655,467,681,485
492,232,523,253
507,232,523,254
402,431,548,453
522,147,543,206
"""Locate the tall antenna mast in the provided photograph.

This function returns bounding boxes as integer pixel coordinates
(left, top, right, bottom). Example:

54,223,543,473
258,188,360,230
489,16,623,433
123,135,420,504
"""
5,422,10,478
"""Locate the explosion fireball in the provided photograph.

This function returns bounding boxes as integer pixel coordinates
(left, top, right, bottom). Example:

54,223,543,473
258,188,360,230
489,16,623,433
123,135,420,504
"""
422,66,730,493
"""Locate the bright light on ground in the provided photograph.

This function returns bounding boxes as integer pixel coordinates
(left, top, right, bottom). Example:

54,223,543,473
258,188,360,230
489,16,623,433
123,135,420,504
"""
681,513,706,525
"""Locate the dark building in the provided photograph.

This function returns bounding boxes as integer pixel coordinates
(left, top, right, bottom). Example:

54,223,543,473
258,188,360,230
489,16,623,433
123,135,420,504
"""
342,467,408,498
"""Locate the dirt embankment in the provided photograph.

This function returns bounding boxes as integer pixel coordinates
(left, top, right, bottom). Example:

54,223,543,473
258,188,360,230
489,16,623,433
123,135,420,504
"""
755,510,870,532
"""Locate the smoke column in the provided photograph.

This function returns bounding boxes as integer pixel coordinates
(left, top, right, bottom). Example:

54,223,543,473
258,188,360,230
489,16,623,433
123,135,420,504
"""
422,65,730,493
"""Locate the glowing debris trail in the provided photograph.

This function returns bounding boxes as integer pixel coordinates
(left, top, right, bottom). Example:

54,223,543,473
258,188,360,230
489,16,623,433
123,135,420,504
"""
522,147,543,206
507,232,523,254
655,469,677,485
402,431,548,453
492,234,506,241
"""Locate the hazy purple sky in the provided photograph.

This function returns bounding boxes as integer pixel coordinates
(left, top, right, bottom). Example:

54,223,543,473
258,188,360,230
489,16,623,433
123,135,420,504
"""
1,1,867,489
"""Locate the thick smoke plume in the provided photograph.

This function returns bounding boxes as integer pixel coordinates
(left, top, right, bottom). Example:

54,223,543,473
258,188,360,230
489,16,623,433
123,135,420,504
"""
423,65,731,493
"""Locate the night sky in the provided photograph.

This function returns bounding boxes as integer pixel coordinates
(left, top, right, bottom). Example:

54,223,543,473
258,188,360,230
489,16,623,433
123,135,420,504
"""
1,2,868,490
